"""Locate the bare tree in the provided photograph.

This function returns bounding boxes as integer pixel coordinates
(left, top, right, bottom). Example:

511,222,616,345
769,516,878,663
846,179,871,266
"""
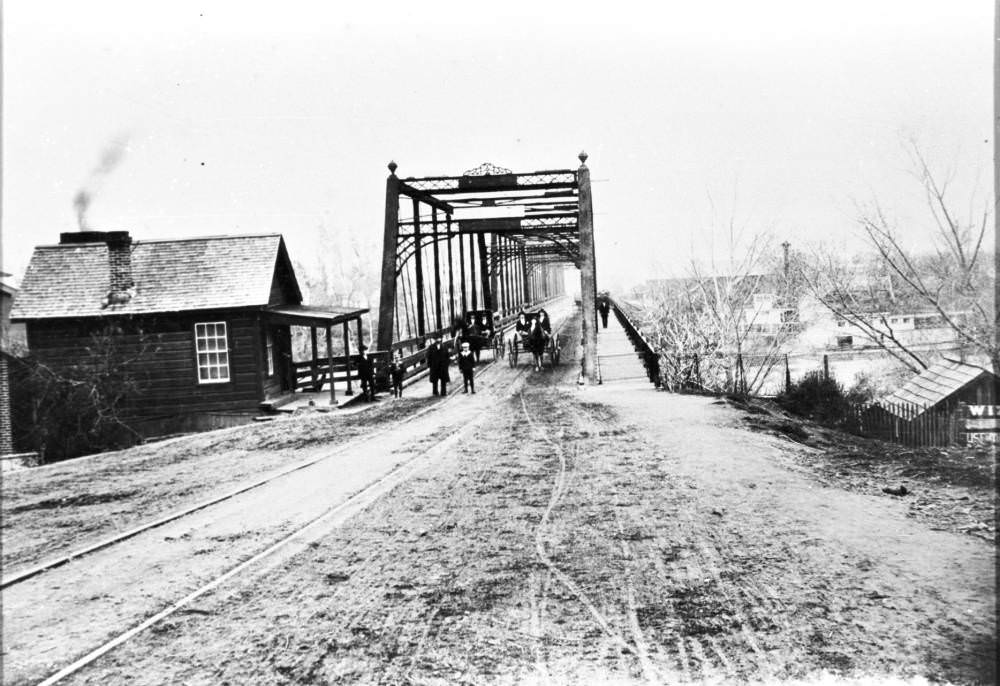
634,229,799,395
11,324,156,460
803,140,995,374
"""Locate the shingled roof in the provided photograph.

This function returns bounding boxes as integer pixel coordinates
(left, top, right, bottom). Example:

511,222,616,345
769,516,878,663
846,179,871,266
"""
879,359,995,417
11,233,302,319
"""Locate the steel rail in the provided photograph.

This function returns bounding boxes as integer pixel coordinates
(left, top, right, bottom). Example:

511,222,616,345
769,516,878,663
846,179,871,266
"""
2,336,525,591
34,365,530,686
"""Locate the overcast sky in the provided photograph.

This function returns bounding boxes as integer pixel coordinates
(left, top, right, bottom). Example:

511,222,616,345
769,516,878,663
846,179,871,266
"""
2,1,993,294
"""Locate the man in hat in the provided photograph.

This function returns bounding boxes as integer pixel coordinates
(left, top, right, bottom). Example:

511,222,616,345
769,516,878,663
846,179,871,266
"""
357,344,376,401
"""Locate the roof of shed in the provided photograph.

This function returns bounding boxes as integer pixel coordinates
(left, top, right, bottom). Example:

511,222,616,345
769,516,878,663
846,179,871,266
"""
11,233,302,319
880,359,994,416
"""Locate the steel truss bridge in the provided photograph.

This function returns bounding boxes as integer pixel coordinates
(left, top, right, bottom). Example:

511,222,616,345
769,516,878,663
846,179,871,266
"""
376,153,600,382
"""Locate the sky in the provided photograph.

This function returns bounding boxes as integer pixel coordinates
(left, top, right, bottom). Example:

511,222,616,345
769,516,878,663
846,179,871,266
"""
1,1,994,295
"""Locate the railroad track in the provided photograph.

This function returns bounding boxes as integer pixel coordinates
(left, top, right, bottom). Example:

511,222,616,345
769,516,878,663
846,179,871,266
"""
31,357,536,686
2,340,528,591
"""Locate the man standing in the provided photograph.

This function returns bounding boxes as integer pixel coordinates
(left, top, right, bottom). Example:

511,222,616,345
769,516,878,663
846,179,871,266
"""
357,345,375,401
598,297,610,329
427,336,450,396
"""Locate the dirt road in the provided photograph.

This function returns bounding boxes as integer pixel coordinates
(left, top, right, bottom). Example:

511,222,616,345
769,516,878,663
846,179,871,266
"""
4,314,996,685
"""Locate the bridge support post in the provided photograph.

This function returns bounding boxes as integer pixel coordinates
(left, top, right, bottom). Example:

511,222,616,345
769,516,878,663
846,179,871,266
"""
432,208,442,332
520,243,530,306
488,233,498,313
469,233,478,311
376,163,400,354
577,152,598,384
413,198,425,337
446,214,455,326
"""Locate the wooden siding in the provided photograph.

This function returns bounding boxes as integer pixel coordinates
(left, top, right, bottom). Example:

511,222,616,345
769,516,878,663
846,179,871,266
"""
25,309,266,420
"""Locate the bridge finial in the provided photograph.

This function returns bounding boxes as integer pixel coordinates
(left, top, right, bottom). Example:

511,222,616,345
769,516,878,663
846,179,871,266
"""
578,150,588,166
388,160,398,175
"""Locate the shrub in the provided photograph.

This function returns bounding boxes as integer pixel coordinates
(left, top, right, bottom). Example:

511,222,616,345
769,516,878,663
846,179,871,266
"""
777,370,850,425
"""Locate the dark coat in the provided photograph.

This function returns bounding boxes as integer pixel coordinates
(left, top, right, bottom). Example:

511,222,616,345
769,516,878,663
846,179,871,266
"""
458,351,476,375
427,343,451,383
357,354,375,380
389,360,405,383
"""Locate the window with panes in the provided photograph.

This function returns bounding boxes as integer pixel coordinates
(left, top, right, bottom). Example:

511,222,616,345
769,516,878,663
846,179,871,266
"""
195,322,231,383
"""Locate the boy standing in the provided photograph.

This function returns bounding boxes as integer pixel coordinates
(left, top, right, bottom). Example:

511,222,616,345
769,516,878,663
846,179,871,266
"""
458,341,476,394
389,350,405,398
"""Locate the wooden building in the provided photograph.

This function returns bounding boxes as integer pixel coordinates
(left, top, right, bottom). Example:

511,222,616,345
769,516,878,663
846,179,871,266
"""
879,358,997,417
11,231,367,438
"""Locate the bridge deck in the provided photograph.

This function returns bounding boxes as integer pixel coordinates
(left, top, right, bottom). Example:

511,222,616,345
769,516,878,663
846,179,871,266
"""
597,309,650,383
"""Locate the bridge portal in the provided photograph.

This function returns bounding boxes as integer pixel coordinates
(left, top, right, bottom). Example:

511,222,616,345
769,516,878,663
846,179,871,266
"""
376,153,599,383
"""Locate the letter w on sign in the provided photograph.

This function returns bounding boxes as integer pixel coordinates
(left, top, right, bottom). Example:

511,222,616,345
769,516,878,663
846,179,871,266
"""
967,405,1000,418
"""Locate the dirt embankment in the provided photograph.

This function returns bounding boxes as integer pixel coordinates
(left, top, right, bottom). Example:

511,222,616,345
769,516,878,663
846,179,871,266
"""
731,397,996,543
59,366,996,684
0,398,435,572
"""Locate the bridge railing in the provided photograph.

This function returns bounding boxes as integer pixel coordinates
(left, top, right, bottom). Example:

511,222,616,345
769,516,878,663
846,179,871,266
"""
607,297,661,388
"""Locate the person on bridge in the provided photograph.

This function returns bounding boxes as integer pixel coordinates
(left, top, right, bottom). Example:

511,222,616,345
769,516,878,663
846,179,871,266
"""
357,345,376,401
427,336,451,396
527,317,546,372
515,311,530,348
481,314,495,363
598,297,610,329
538,309,552,336
389,349,405,398
458,340,476,394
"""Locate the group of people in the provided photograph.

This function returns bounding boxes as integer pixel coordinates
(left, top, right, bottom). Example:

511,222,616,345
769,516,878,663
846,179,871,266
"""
368,305,559,401
514,307,552,372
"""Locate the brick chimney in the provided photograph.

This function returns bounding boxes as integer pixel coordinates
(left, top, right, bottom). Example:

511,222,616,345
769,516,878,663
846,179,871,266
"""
59,230,134,303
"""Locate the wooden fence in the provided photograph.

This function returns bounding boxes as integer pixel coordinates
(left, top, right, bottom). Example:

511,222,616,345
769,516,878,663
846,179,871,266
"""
843,399,958,448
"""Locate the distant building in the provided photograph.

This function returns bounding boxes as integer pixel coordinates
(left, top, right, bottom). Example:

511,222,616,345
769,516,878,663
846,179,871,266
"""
12,231,367,438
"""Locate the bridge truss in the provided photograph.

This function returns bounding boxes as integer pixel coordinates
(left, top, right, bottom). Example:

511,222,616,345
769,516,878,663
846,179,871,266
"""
376,153,599,382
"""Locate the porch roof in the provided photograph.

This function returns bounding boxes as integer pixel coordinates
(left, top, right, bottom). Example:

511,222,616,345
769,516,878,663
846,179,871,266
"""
264,304,368,328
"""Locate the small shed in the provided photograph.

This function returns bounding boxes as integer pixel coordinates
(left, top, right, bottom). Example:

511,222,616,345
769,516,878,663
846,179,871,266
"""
11,230,368,439
878,358,997,418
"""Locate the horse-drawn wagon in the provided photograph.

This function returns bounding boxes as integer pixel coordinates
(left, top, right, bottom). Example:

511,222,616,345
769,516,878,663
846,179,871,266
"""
507,309,560,369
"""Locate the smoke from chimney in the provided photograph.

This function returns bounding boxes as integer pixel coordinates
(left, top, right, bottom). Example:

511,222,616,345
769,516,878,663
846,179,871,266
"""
74,133,130,230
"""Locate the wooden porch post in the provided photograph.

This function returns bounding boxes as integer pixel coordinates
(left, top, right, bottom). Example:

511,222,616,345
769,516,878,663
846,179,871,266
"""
376,162,400,355
327,325,336,404
343,320,353,395
578,151,598,384
310,327,319,390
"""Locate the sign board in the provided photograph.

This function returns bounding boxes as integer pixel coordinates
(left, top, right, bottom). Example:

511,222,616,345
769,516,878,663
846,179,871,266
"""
959,405,1000,446
457,218,522,234
458,174,518,191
